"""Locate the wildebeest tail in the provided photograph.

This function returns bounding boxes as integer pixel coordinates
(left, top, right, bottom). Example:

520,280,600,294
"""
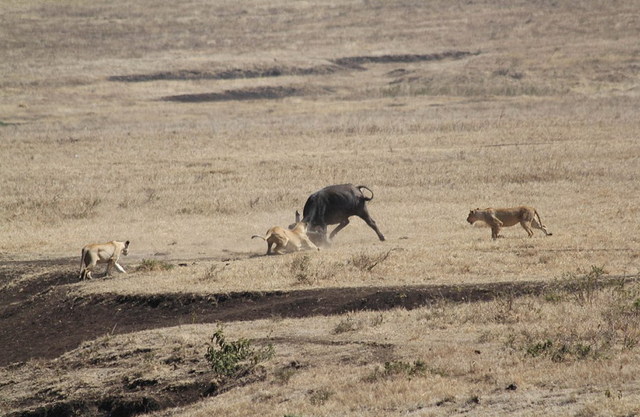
357,185,374,201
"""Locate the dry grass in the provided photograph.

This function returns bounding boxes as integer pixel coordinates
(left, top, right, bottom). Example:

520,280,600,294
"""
1,0,640,415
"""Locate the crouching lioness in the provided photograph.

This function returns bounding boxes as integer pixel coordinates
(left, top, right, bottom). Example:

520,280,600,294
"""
252,221,319,255
467,206,552,239
79,240,130,280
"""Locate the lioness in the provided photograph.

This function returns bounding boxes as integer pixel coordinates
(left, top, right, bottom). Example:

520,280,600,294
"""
290,210,325,247
252,221,319,255
80,240,130,280
467,206,552,239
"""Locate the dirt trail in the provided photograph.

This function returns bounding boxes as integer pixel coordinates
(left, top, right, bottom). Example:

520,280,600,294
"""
0,260,626,366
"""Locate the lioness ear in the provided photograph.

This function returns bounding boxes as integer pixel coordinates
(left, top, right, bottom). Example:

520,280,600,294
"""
125,240,130,247
295,211,301,223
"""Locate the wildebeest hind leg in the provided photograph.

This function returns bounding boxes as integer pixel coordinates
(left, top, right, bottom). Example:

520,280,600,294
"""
360,208,385,241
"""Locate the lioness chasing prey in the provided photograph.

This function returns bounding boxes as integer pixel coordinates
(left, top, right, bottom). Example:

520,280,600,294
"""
69,191,553,278
467,206,552,239
252,221,320,255
79,240,130,280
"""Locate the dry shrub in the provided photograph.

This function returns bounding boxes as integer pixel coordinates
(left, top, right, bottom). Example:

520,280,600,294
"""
135,259,174,272
289,254,336,285
333,315,361,334
308,388,333,406
363,360,428,383
349,249,396,272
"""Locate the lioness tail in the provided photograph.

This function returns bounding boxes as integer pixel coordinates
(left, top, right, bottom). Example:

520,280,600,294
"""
534,210,553,236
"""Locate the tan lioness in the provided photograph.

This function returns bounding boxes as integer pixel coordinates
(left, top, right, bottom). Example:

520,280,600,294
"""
79,240,130,280
252,221,319,255
467,206,552,239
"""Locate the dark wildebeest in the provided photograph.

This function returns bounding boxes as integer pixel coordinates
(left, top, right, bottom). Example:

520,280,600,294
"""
297,184,385,246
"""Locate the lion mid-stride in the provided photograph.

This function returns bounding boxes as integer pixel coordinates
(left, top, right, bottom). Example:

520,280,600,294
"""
79,240,130,280
467,206,552,239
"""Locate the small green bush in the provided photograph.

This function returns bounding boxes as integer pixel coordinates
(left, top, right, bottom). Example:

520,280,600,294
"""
205,325,274,378
525,339,595,362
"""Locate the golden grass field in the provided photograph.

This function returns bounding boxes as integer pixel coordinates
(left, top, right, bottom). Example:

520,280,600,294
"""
1,0,640,415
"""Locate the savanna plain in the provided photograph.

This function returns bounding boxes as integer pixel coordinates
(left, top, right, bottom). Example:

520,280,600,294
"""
1,0,640,416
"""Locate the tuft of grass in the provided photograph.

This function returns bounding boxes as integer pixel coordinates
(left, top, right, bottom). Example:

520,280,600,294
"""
290,255,313,284
308,388,333,406
364,360,428,382
135,259,174,272
525,339,595,362
69,197,102,220
333,315,360,334
289,254,335,285
349,249,395,272
561,265,608,305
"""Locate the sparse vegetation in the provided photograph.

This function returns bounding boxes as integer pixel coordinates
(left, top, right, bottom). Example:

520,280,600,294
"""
308,388,333,406
333,315,361,334
289,254,336,285
205,325,274,379
135,259,175,272
349,249,395,272
364,360,428,382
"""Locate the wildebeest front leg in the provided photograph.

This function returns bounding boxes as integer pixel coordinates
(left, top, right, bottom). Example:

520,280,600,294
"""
329,219,350,240
317,224,331,247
